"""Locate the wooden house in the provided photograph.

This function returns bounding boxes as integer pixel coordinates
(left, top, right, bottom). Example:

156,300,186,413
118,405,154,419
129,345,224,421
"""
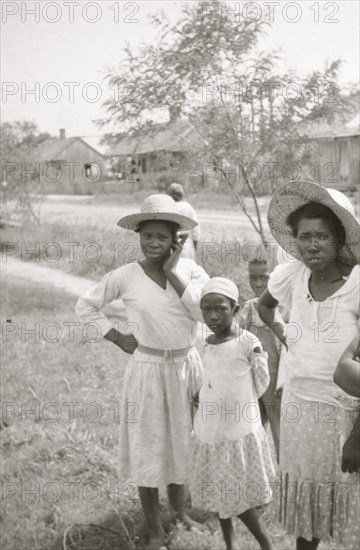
28,129,107,193
107,119,202,190
308,127,360,191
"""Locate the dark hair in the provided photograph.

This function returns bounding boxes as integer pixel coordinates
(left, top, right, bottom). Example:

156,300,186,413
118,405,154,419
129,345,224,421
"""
136,220,180,237
287,202,346,247
244,244,278,271
171,193,182,202
248,258,268,266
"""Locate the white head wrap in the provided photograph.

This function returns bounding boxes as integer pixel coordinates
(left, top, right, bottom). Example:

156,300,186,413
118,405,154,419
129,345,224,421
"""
201,277,239,303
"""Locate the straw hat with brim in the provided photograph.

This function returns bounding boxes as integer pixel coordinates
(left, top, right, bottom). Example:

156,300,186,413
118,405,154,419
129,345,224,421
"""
117,194,198,232
267,181,360,265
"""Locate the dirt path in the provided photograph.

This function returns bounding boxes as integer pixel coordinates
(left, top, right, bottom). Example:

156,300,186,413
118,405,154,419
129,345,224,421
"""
1,256,127,320
1,257,205,336
1,256,94,297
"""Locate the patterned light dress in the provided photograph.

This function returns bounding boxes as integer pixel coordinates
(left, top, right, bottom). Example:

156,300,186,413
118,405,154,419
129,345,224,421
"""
75,258,209,488
191,333,275,519
268,261,360,548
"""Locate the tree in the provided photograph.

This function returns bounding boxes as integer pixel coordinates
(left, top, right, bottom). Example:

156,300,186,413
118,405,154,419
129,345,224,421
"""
99,1,356,245
0,121,51,224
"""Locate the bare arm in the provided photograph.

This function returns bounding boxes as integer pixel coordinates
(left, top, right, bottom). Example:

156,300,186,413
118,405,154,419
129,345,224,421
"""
342,411,360,473
334,337,360,398
258,289,288,350
333,339,360,473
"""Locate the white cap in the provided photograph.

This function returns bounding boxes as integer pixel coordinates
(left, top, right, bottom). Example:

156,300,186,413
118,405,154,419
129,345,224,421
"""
201,277,239,302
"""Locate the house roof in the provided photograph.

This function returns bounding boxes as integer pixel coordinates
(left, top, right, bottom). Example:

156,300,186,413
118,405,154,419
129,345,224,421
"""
308,127,360,139
300,91,360,140
109,119,200,156
81,136,109,156
346,113,360,128
28,136,105,161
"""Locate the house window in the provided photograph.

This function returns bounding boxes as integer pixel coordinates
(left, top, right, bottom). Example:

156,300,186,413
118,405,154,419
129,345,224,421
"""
84,164,92,178
141,157,147,173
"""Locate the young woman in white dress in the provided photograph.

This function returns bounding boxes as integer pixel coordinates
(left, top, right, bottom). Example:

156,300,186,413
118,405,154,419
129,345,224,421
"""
76,194,209,550
258,181,360,550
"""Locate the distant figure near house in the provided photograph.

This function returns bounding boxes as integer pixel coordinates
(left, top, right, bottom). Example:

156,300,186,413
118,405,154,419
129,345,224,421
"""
167,183,200,260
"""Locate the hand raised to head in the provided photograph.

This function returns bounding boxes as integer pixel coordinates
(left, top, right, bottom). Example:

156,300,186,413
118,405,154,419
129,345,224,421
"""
163,233,188,275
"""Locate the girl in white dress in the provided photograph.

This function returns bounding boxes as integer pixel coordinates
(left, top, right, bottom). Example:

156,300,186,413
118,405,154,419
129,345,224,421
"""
76,194,209,550
191,277,275,550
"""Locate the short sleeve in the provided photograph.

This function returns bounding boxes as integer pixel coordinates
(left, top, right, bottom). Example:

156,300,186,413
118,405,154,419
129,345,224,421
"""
268,260,304,311
238,332,269,397
178,201,200,240
75,268,124,338
181,261,210,322
250,347,270,398
189,206,200,241
238,302,252,329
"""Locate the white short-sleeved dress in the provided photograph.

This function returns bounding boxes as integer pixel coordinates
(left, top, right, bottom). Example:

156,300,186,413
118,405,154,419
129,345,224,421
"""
191,333,275,519
76,258,209,488
268,261,360,547
176,201,200,260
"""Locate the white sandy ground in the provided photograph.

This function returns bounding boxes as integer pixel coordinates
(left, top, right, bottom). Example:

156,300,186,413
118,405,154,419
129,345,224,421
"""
3,195,268,230
1,255,93,296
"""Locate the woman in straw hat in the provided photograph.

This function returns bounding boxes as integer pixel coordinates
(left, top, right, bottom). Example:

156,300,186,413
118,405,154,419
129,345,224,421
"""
76,194,209,549
258,181,360,550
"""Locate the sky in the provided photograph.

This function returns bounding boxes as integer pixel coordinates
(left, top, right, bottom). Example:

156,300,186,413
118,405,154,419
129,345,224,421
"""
1,0,359,143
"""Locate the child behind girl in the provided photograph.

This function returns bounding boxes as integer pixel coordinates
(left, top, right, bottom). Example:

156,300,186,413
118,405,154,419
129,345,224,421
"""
191,277,275,550
239,257,286,462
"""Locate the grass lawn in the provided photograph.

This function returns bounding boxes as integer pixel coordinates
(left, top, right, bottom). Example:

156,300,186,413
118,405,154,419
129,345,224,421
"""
1,278,133,549
2,187,357,549
1,278,349,550
0,277,300,550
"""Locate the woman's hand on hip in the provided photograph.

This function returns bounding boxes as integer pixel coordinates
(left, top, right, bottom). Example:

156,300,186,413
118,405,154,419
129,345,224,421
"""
104,328,138,354
119,334,138,354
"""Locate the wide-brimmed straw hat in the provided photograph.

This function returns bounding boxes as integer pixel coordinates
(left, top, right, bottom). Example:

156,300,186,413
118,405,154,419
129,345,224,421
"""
117,194,198,232
267,181,360,265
